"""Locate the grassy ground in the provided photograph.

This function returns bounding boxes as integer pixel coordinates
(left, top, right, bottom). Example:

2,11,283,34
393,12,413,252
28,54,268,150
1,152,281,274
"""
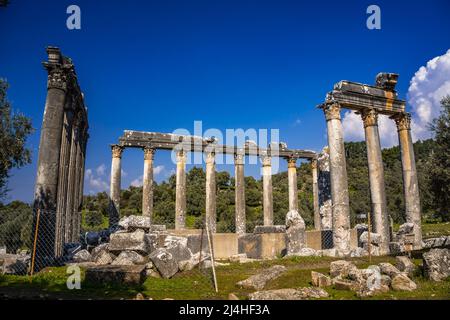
1,255,449,300
422,222,450,238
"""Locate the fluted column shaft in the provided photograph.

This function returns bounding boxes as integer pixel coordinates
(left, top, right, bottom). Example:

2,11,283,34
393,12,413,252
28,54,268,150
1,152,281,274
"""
175,150,187,229
393,113,422,248
205,152,216,233
142,147,155,219
64,122,78,242
362,109,390,255
287,157,298,212
311,159,321,230
109,145,123,226
262,155,273,226
323,103,351,252
234,153,246,235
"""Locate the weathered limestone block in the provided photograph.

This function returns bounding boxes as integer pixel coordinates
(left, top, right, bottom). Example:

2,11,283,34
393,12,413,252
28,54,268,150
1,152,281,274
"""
186,234,209,254
178,251,209,272
109,229,150,254
236,265,287,290
288,247,317,257
311,271,332,287
329,260,358,278
118,215,152,232
285,210,306,255
94,250,114,265
391,274,417,291
248,287,328,300
238,233,286,259
73,249,91,262
111,251,147,266
350,247,368,258
149,248,179,278
378,262,402,278
0,254,30,275
423,248,450,281
163,235,192,262
90,243,109,260
395,256,417,278
333,278,360,291
254,225,286,234
389,242,405,255
85,265,146,286
359,231,381,245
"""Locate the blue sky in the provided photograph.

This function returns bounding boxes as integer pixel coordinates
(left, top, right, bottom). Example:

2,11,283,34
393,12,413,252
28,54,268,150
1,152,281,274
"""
1,0,450,203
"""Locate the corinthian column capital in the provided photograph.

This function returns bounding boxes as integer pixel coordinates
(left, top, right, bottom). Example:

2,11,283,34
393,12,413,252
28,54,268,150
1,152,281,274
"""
111,145,124,159
323,103,341,121
361,109,378,128
205,151,215,164
234,153,244,165
143,147,155,160
287,156,297,168
261,155,272,167
311,159,318,170
393,113,411,131
46,66,68,91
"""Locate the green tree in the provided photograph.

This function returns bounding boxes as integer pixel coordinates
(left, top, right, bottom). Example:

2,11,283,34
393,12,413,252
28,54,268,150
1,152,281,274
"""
429,96,450,221
0,79,34,199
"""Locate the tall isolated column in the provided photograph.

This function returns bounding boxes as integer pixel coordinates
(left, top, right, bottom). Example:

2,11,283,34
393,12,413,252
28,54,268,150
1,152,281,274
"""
361,109,390,255
393,113,422,248
64,120,78,242
142,147,155,219
287,157,298,212
205,152,217,233
54,106,72,257
33,47,68,258
234,153,246,235
72,133,82,242
311,159,321,230
175,150,187,229
322,103,351,252
261,154,273,226
109,144,123,226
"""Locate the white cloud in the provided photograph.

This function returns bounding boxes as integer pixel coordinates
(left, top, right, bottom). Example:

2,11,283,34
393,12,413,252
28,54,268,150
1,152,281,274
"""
341,49,450,147
129,165,165,188
407,49,450,141
85,167,109,193
96,163,106,176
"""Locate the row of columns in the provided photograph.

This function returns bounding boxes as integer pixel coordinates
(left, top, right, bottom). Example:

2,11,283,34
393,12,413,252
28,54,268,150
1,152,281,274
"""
34,47,88,260
109,147,321,234
322,102,422,252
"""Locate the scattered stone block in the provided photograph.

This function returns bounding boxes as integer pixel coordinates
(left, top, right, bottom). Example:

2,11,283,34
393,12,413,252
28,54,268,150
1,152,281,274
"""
112,251,146,266
286,247,317,257
85,265,146,286
423,248,450,281
73,249,91,263
118,215,152,232
359,231,381,245
391,274,417,291
94,250,114,265
164,235,192,262
311,271,332,287
329,260,358,278
395,256,417,278
248,287,328,300
236,265,287,290
378,262,402,278
285,210,306,255
228,293,239,300
333,278,360,291
149,248,179,278
109,229,150,254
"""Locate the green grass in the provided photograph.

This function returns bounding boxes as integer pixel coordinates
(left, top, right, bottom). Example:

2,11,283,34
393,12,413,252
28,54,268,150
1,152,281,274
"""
422,222,450,239
0,255,449,300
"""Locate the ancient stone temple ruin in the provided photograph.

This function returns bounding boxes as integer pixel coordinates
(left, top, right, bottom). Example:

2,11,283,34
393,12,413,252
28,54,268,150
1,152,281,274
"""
318,73,422,254
33,47,89,262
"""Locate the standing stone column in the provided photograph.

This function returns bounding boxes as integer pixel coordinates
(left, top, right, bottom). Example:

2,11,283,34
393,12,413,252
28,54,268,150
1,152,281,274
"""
205,152,217,233
64,120,78,243
393,113,422,248
361,109,390,255
234,153,246,235
142,147,155,219
175,150,187,230
54,107,72,257
318,147,332,230
287,157,298,212
322,103,351,252
34,49,68,259
109,145,123,226
261,154,273,226
311,159,321,230
72,133,82,242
